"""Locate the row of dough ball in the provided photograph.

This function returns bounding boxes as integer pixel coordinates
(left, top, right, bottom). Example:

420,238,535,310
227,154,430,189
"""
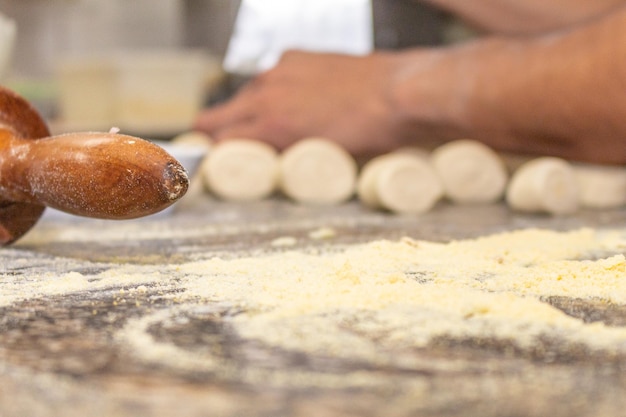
399,140,626,214
172,133,626,215
203,137,357,205
171,132,356,204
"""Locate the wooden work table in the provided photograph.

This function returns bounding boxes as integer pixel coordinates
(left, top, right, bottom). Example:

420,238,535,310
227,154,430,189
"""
1,197,626,417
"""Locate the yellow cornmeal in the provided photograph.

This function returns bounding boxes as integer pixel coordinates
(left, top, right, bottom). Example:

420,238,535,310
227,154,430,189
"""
4,228,626,386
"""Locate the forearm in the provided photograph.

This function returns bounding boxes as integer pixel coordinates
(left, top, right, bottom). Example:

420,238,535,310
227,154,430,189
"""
390,7,626,164
421,0,626,34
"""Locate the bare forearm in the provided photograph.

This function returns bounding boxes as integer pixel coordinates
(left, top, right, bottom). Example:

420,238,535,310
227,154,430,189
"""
421,0,626,34
390,7,626,164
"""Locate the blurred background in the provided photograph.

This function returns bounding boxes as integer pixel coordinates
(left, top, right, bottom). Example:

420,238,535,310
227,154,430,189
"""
0,0,463,138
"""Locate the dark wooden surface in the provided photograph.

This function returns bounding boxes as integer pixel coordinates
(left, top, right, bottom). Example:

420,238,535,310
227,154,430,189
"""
2,197,626,417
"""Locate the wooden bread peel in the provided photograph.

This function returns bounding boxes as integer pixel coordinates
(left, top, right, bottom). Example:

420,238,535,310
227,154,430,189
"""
0,86,189,245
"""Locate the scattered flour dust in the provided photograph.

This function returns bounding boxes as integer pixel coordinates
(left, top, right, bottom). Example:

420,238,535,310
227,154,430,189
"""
4,228,626,384
170,228,626,361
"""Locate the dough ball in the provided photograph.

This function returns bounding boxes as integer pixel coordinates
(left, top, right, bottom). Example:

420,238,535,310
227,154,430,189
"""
357,155,388,209
431,139,508,204
357,153,443,214
171,131,213,151
279,137,357,205
202,139,278,202
506,157,579,215
573,163,626,209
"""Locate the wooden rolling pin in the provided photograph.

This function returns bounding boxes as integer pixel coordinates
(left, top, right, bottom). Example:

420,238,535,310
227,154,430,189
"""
0,86,189,245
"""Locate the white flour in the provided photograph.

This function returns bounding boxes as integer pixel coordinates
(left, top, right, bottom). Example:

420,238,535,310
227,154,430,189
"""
3,227,626,387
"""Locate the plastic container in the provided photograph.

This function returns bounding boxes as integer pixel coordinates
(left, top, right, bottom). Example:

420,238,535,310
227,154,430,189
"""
56,50,223,135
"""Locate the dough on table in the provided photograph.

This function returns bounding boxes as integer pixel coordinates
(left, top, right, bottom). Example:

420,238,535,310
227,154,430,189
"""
506,157,579,215
357,152,443,214
430,139,508,204
573,163,626,209
279,137,357,205
171,131,214,151
201,138,279,202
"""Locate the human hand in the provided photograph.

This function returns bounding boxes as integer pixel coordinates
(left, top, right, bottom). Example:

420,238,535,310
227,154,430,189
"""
194,50,413,157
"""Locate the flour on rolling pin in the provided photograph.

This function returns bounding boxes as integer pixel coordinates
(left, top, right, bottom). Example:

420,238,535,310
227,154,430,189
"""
24,132,189,216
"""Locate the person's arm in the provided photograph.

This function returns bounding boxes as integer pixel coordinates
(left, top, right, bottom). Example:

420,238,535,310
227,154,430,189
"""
421,0,626,35
391,5,626,164
194,50,409,158
195,6,626,164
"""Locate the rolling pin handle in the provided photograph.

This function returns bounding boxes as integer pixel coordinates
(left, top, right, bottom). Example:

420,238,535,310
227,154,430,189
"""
0,86,189,245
